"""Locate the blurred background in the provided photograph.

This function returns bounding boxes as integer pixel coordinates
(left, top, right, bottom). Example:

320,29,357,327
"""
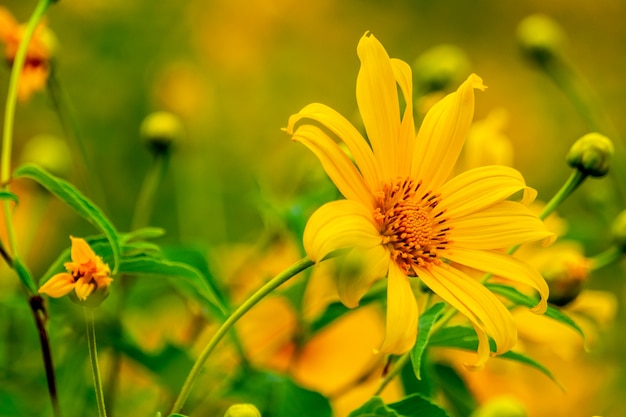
1,0,625,416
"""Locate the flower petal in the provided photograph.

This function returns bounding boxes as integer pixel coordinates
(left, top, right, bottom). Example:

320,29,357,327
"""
443,246,548,314
419,265,516,360
377,263,419,355
336,245,390,308
70,236,97,265
391,58,416,176
356,32,400,178
303,200,381,262
74,277,95,301
286,103,380,190
411,74,486,190
448,201,555,250
291,124,374,207
38,273,75,298
440,165,537,219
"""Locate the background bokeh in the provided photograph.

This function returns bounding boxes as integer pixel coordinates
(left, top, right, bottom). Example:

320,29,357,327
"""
1,0,626,416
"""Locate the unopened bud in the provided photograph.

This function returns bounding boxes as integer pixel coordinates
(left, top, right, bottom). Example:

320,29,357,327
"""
566,133,613,177
542,249,590,306
223,403,261,417
140,111,184,154
471,396,526,417
413,44,471,93
517,14,565,65
19,134,71,178
611,210,626,253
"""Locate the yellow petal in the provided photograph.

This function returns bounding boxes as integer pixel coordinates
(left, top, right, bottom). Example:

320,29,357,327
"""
448,201,555,250
74,277,95,301
336,245,390,308
291,124,374,207
38,273,75,298
440,166,537,219
419,265,516,359
391,58,416,176
303,200,382,262
377,263,419,355
411,73,486,190
356,32,400,178
70,236,97,265
443,247,548,314
286,103,380,190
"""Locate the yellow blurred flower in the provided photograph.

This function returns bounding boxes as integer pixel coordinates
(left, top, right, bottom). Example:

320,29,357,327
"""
0,6,55,101
39,236,112,301
285,32,553,367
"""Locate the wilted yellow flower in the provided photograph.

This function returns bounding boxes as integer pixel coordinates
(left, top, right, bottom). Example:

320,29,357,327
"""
39,237,112,302
286,32,553,367
0,6,55,101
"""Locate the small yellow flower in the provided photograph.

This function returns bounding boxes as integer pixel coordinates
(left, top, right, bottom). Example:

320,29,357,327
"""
286,32,553,367
0,6,55,101
39,237,113,302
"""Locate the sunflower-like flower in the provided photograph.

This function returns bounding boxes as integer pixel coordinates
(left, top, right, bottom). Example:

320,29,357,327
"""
39,237,113,302
0,6,55,101
285,32,553,367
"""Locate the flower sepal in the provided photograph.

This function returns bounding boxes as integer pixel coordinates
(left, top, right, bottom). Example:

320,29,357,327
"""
68,285,110,308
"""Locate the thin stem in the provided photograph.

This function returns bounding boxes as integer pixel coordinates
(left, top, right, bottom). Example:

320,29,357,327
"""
538,169,587,221
30,295,62,417
84,308,107,417
169,255,317,415
373,352,410,397
589,246,622,271
130,152,169,230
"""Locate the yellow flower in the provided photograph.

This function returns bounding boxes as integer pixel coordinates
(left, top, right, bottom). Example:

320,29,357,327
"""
285,32,553,367
0,6,55,101
39,236,113,301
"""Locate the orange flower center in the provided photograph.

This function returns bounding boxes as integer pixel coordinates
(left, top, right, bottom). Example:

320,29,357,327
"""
374,178,450,275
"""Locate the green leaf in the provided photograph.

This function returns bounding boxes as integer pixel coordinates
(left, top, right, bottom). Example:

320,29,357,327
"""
122,227,166,242
118,256,227,315
274,377,332,417
0,190,18,204
13,257,36,293
432,364,476,417
486,283,586,345
411,302,445,379
429,326,561,387
348,394,450,417
14,164,121,274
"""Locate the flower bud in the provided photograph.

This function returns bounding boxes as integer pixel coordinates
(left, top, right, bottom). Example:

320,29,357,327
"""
566,133,613,177
223,403,261,417
542,249,590,307
139,111,184,154
471,396,526,417
19,134,71,178
611,210,626,253
413,44,471,93
517,14,565,65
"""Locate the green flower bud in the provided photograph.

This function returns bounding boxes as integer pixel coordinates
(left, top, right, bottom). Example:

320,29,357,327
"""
19,134,71,178
223,403,261,417
566,133,614,177
413,44,471,93
517,14,565,65
543,252,590,307
611,210,626,252
471,396,526,417
139,111,184,154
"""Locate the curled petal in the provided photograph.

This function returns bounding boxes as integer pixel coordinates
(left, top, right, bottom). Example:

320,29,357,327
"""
304,200,382,262
38,273,75,298
70,236,98,265
440,166,537,219
356,32,400,178
336,245,390,308
377,263,419,355
412,74,486,190
443,246,548,314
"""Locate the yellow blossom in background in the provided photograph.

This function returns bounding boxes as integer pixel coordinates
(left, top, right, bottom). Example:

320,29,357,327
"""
286,32,554,367
0,6,55,101
39,236,112,301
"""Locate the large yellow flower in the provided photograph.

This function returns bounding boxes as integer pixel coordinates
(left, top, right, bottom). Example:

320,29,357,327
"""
285,32,553,367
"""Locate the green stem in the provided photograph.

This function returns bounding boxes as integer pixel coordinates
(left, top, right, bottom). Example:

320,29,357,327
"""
85,308,107,417
373,352,410,396
131,152,169,230
538,169,587,221
169,255,317,414
589,245,622,271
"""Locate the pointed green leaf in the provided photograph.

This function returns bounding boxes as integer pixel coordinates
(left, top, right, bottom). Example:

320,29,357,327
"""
122,227,166,242
0,190,18,204
432,363,476,417
411,302,445,379
14,164,121,274
348,394,450,417
486,283,586,345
